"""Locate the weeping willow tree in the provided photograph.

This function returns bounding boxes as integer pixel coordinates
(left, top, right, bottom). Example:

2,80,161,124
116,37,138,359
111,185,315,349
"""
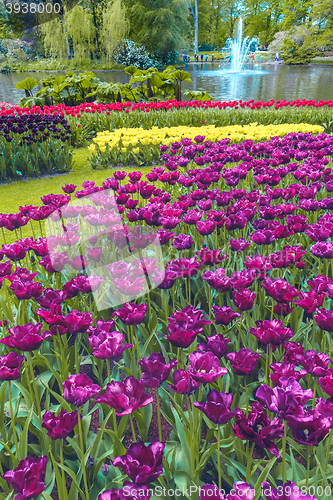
39,17,68,59
64,5,96,61
100,0,130,62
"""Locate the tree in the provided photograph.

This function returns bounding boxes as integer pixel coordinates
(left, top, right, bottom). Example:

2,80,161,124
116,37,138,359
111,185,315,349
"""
100,0,129,62
190,0,199,51
124,0,191,63
279,24,319,63
243,0,282,45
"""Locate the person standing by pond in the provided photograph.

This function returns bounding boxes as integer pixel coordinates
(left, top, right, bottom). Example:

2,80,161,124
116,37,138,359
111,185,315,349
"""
275,52,279,62
211,54,214,62
201,53,203,62
205,54,208,62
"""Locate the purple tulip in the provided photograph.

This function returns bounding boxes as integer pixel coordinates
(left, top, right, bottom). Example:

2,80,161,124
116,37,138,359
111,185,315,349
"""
295,350,330,377
187,352,227,384
250,320,294,346
168,369,200,394
318,368,333,396
198,333,230,358
203,268,232,293
166,305,212,348
113,303,147,326
139,353,178,387
3,456,47,500
256,377,314,419
230,238,251,253
233,402,284,457
212,306,240,326
0,323,51,351
232,288,256,311
96,376,153,415
194,389,238,424
89,329,133,360
262,278,299,304
269,362,307,386
113,441,165,484
226,348,261,376
311,241,333,259
0,352,25,381
64,310,93,335
63,373,100,407
42,410,79,440
315,308,333,332
196,248,226,266
286,406,333,446
172,233,194,250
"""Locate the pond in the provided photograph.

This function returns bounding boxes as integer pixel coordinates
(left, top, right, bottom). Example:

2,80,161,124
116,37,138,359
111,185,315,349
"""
1,62,333,104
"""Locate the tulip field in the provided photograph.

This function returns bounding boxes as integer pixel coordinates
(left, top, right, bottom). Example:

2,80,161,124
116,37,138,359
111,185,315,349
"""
2,99,333,500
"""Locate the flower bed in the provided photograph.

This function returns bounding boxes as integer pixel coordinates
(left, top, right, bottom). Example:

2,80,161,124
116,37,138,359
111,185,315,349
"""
87,123,324,168
2,99,333,146
0,114,72,180
1,131,333,499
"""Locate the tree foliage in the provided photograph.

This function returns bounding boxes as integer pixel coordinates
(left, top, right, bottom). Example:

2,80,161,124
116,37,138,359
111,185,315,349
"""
100,0,130,62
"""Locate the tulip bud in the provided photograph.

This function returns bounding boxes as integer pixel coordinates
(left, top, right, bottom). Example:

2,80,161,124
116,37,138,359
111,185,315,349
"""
101,464,109,476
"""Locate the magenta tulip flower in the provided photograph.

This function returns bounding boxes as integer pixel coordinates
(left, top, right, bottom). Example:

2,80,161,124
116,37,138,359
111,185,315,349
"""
213,306,240,326
0,323,51,351
3,456,47,500
232,287,256,311
139,353,178,388
113,441,165,484
250,320,294,346
0,352,25,381
113,303,147,326
89,330,133,360
64,310,93,335
63,373,100,407
168,369,200,394
315,308,333,332
227,348,261,376
194,389,239,424
42,410,80,440
233,402,284,457
96,376,153,416
198,333,230,358
166,305,212,348
256,377,313,419
187,352,227,385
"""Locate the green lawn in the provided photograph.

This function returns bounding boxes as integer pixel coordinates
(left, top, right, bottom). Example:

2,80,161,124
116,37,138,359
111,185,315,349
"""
0,147,152,244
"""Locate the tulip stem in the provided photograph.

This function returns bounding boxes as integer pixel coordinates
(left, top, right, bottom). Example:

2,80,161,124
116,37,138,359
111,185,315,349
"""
306,445,311,488
282,422,287,483
130,414,136,442
156,389,162,442
75,335,80,375
106,359,111,384
243,376,249,416
245,442,255,483
312,320,315,349
78,407,90,500
217,424,221,491
8,381,18,457
27,351,41,419
325,429,333,471
59,438,66,496
312,381,316,409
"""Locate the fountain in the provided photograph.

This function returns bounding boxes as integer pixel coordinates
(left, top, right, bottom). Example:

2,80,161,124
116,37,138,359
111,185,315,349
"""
227,18,256,73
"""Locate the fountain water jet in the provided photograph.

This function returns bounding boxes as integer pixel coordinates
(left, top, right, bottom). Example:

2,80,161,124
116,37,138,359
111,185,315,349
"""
227,18,256,73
